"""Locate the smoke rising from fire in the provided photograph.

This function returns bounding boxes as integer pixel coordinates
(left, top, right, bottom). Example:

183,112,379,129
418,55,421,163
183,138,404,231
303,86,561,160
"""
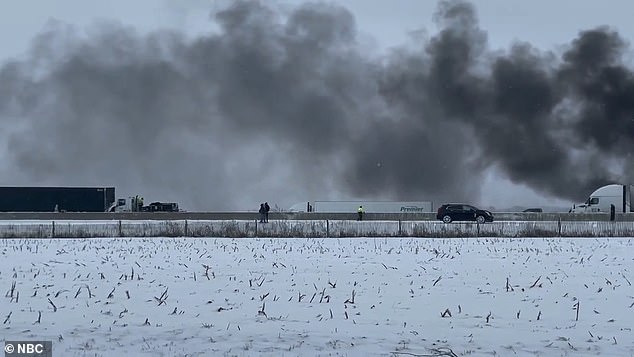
1,0,632,210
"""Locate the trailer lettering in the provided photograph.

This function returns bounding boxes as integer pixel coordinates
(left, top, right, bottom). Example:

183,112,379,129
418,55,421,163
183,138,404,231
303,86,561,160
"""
400,206,425,212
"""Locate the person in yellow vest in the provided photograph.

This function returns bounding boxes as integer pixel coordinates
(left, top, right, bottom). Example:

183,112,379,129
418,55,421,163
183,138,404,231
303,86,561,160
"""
357,205,364,221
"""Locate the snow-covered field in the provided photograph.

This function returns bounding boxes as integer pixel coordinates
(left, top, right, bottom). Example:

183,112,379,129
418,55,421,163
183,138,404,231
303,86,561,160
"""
1,237,633,356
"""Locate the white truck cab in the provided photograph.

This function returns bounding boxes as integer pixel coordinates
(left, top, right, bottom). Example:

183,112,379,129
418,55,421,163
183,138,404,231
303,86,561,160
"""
571,184,633,213
108,196,144,212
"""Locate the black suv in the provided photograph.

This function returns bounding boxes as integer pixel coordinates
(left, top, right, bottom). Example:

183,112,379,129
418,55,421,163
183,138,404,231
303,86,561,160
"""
436,204,494,223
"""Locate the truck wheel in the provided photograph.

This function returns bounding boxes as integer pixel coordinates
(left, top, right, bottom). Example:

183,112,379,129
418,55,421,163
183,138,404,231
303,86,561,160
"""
476,215,486,224
442,215,452,223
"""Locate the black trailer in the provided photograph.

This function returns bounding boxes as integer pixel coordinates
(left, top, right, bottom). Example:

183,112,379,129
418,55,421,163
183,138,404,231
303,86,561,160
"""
0,186,115,212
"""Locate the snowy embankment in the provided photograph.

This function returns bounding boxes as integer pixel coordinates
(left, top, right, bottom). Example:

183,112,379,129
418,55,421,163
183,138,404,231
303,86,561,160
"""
1,220,634,238
1,237,633,356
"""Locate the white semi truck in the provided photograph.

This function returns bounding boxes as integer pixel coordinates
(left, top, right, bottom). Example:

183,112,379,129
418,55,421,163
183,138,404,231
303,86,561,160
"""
108,196,180,212
570,184,634,213
288,201,433,213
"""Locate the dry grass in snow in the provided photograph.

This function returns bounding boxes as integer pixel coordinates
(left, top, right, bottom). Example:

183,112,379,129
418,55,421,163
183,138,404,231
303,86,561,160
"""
1,237,633,356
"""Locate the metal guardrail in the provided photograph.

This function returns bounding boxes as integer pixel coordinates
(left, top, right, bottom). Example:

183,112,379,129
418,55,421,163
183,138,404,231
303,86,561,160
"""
2,219,634,238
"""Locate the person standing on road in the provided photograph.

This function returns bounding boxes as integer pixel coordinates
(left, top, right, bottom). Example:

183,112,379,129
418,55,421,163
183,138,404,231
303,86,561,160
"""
259,203,266,223
264,202,270,223
357,205,364,221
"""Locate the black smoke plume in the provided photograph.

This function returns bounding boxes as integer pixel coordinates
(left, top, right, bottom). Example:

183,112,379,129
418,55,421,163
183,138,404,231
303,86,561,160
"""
0,0,632,210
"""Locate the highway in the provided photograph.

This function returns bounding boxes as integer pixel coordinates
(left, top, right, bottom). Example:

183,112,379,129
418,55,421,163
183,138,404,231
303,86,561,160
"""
0,212,631,221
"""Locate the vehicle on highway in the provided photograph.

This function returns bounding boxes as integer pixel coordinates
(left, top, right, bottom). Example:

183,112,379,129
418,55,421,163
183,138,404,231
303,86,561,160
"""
570,184,634,213
108,196,180,212
289,201,433,213
523,208,543,213
436,204,494,223
0,186,115,212
0,186,180,213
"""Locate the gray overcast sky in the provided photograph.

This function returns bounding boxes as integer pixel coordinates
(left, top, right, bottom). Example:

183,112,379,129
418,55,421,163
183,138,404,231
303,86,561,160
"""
1,0,632,210
1,0,633,61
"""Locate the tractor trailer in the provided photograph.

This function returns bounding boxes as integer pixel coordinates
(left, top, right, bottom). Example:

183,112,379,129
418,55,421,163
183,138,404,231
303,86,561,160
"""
570,184,634,213
0,186,115,212
289,201,433,213
108,196,179,212
0,186,179,213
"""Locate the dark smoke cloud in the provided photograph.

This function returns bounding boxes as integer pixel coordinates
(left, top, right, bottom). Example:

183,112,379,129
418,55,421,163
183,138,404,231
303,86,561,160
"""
1,0,633,210
379,0,633,201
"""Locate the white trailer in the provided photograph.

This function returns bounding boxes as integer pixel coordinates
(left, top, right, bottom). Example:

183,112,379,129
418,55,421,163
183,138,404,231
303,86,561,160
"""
570,184,634,213
288,201,433,213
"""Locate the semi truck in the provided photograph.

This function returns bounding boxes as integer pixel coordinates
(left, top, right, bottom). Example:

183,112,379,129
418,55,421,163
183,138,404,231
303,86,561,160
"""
288,201,433,213
0,186,180,213
570,184,634,213
0,186,115,212
108,196,180,212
